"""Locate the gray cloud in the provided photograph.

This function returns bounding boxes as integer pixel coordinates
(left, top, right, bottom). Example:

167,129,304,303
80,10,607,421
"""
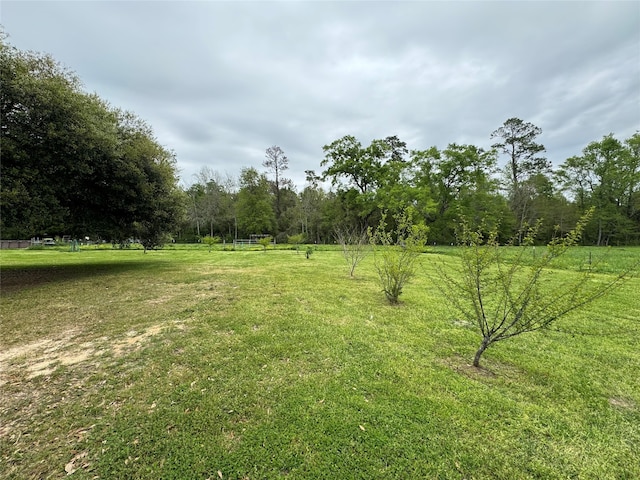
3,1,639,189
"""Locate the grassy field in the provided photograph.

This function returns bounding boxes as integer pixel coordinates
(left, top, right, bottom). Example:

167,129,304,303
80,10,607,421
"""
1,245,639,479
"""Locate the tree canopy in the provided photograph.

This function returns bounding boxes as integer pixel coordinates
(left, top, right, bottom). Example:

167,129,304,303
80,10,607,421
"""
181,128,639,247
0,36,183,244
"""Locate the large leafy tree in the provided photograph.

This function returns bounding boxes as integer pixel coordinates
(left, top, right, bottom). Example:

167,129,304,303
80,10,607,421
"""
321,135,416,228
625,133,640,229
1,39,109,237
82,111,183,245
491,118,549,189
236,167,276,237
371,136,422,217
263,146,290,221
433,144,504,241
321,135,376,195
269,185,300,242
320,135,379,227
298,170,329,243
557,133,640,245
188,167,236,240
409,144,508,244
491,118,551,239
0,36,183,242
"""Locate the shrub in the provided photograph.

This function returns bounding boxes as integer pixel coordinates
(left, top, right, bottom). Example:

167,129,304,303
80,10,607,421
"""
202,235,221,252
288,233,306,253
258,236,273,252
369,210,428,304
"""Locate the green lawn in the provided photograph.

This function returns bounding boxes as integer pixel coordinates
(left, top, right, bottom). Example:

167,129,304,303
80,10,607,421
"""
1,246,639,479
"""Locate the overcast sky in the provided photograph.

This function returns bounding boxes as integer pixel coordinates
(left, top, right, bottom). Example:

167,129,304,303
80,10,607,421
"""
2,1,639,189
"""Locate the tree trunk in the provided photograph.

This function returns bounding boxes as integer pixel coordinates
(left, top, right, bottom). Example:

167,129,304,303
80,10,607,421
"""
473,338,491,367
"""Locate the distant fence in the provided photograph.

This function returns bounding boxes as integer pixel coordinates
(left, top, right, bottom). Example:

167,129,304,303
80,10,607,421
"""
0,240,31,249
232,237,276,248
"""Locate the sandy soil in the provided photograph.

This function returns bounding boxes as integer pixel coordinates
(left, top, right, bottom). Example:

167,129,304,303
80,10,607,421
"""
0,322,183,387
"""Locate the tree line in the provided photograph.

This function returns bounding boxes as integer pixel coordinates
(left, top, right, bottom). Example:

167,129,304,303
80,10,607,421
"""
2,36,639,246
184,125,639,246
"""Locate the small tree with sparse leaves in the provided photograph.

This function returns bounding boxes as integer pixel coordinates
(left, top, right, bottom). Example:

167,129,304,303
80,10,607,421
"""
288,233,306,253
369,210,428,304
335,226,370,277
258,236,272,252
202,235,220,252
435,208,635,368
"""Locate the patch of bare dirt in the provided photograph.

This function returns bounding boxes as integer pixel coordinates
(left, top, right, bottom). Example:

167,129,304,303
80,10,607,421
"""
5,336,100,381
146,294,173,305
0,321,185,441
111,321,186,357
0,321,185,387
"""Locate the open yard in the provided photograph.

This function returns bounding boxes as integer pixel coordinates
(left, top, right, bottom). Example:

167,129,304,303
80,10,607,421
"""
1,246,639,479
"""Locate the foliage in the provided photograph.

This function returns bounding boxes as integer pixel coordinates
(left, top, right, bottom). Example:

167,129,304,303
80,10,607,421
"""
334,225,370,277
187,168,236,239
272,186,299,243
491,118,551,239
369,209,428,304
263,145,290,229
422,143,511,243
137,227,170,253
436,208,636,367
287,233,306,253
202,235,221,252
173,127,639,248
236,167,276,237
321,135,376,194
557,133,640,245
299,171,330,244
320,135,412,227
0,36,183,242
258,236,273,252
305,245,314,258
491,117,549,187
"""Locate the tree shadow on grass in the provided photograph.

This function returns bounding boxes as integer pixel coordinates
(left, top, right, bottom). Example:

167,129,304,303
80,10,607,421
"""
0,260,165,295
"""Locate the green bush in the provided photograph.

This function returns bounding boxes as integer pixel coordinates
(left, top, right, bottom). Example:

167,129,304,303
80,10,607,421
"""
369,210,428,304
